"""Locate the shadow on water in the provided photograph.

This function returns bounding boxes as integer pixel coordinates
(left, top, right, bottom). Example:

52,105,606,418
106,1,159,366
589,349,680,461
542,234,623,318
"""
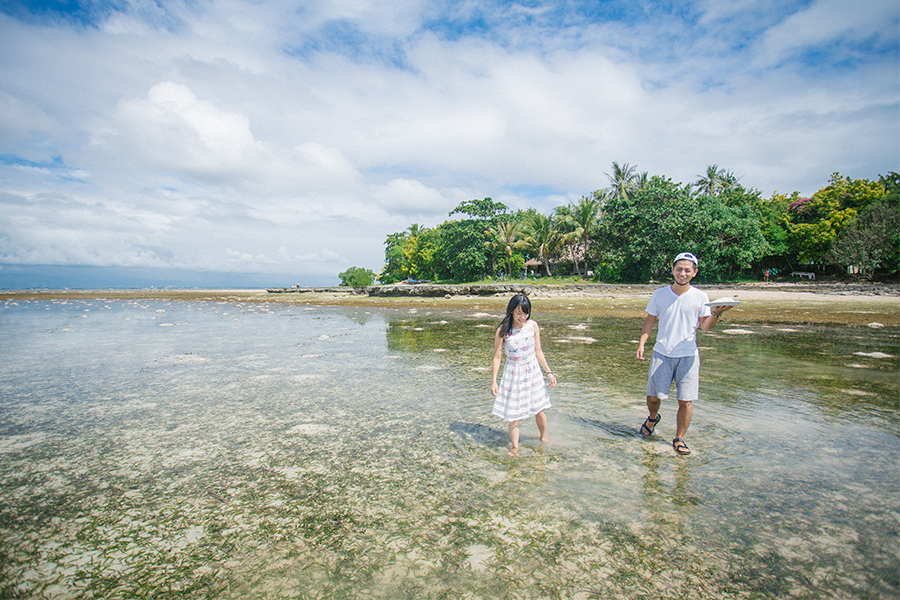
448,421,508,447
571,415,643,438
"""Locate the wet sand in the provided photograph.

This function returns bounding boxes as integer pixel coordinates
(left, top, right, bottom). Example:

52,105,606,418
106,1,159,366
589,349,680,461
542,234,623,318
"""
3,282,898,326
0,286,897,598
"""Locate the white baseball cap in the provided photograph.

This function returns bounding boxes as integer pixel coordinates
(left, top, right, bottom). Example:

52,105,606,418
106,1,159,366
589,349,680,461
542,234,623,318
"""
673,252,698,266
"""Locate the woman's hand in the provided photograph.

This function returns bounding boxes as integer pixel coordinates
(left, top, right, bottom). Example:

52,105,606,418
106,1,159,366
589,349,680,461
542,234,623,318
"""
491,381,499,397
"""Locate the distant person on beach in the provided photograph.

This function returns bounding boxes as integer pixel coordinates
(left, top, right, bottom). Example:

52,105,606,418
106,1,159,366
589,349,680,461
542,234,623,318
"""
763,268,770,283
491,294,557,456
636,252,734,455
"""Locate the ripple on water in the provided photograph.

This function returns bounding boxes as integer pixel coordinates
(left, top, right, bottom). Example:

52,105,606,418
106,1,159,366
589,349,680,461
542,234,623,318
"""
0,300,896,599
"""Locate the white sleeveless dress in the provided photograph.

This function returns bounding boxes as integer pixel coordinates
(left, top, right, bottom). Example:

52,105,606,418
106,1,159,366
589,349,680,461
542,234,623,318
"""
492,320,552,421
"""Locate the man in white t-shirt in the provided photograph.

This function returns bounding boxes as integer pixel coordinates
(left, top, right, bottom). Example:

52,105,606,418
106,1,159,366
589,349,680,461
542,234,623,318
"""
636,252,734,455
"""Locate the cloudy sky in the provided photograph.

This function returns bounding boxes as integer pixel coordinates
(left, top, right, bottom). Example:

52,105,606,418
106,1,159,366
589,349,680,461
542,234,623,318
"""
1,0,897,287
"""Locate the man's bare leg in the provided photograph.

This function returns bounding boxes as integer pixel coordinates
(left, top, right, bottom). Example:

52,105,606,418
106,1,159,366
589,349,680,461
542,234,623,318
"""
673,400,693,454
646,395,661,420
641,395,661,435
675,400,693,440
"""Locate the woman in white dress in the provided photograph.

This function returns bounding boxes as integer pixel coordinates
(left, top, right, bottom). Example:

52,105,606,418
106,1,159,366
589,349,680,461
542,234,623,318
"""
491,294,557,455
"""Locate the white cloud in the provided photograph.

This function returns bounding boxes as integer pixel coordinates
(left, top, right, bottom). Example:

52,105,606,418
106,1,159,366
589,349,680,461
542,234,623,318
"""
105,81,270,181
307,0,427,36
0,1,897,285
0,91,61,146
371,178,455,215
755,0,899,67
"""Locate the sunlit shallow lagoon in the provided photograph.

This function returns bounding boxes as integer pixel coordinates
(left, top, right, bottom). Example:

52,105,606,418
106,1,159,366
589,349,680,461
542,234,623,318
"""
1,298,897,599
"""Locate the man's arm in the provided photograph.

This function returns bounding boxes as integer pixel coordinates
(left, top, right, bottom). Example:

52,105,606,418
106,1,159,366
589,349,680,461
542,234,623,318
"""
699,305,733,332
636,314,657,360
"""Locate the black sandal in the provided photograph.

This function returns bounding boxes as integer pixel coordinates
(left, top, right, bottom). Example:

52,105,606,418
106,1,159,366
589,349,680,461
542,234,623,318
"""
640,413,661,436
672,438,691,455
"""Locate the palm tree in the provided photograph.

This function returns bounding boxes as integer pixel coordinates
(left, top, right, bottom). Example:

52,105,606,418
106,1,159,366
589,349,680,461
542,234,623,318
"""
565,196,601,277
485,220,524,278
695,165,725,196
720,169,739,193
635,171,650,193
695,165,743,196
606,161,638,201
553,205,579,276
520,213,562,277
591,187,613,204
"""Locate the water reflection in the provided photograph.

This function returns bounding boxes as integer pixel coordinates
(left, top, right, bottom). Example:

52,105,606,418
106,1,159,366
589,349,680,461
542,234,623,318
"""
0,299,897,599
641,445,700,512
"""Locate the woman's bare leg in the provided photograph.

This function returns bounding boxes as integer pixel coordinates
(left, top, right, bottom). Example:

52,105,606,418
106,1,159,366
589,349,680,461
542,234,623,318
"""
508,420,520,455
535,411,548,442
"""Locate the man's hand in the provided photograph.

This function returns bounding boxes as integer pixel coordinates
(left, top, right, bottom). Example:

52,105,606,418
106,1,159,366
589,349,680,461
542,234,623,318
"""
715,305,735,317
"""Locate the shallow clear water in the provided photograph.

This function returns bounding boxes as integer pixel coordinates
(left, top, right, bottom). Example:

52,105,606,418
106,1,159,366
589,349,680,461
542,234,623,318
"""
0,298,897,599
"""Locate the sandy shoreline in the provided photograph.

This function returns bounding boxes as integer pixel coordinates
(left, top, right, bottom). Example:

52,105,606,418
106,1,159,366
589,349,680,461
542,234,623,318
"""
2,282,898,326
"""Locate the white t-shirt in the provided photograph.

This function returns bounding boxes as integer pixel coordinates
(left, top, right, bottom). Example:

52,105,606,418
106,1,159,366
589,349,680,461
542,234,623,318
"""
645,285,711,357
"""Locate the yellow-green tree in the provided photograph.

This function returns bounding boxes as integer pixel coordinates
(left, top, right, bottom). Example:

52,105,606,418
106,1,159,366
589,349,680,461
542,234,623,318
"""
379,224,439,283
786,173,886,264
401,224,439,281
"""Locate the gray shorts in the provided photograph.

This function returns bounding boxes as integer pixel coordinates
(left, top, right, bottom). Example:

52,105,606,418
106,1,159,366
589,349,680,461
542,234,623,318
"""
646,351,700,401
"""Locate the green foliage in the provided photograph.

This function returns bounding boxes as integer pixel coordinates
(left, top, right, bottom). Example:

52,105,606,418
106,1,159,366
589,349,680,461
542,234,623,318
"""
449,197,508,220
879,171,900,201
519,212,562,276
508,252,526,277
379,168,899,283
606,161,640,201
593,175,767,282
828,198,900,278
380,231,408,284
379,225,440,283
814,172,885,213
555,195,601,277
592,261,621,282
789,208,857,264
782,173,886,265
754,192,796,270
431,198,509,282
338,266,376,287
435,219,491,281
693,164,739,197
485,220,526,278
404,226,440,281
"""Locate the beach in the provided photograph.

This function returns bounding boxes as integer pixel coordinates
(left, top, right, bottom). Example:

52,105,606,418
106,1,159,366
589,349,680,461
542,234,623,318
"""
1,283,897,598
4,281,898,326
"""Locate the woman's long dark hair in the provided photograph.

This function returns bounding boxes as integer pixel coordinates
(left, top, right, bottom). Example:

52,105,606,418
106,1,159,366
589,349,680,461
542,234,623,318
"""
499,294,531,337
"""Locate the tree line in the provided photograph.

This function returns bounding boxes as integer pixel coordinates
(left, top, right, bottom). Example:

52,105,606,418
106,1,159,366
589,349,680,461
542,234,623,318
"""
340,164,899,286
